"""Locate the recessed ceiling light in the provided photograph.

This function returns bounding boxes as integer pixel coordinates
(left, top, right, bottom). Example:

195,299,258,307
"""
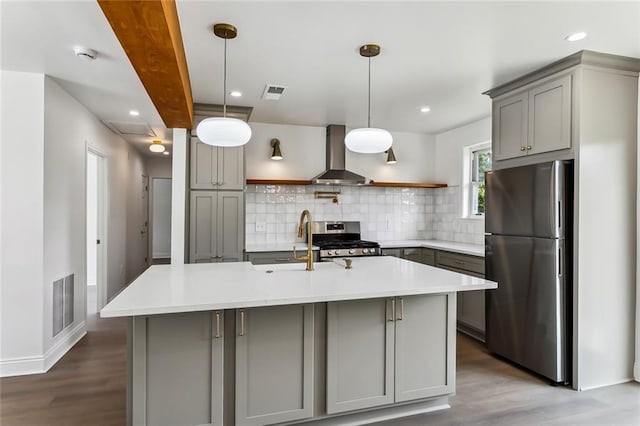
420,106,431,113
129,110,140,116
565,32,587,42
230,91,242,97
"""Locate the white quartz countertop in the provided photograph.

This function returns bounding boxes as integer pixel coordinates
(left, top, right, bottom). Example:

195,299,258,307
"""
245,242,318,253
101,257,496,318
378,240,485,257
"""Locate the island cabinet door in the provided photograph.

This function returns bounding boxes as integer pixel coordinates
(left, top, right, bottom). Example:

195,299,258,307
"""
132,311,225,426
235,304,314,426
394,294,456,402
326,298,395,414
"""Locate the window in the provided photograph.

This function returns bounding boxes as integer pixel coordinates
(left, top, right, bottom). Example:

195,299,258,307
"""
462,142,492,218
470,147,492,215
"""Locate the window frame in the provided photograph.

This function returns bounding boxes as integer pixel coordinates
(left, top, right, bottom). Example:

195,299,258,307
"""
462,141,491,219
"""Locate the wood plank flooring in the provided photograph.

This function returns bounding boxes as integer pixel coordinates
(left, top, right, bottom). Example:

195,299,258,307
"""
1,308,639,425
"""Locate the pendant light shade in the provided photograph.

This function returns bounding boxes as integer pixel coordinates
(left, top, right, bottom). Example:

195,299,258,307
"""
345,128,392,154
198,23,252,147
345,44,392,154
197,117,251,147
149,140,165,153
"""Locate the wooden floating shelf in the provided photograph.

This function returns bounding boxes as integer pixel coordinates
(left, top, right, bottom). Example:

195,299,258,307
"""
246,179,313,185
246,179,447,189
371,182,448,188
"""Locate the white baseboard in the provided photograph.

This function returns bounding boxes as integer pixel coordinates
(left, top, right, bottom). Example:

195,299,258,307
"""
578,376,635,391
0,321,86,378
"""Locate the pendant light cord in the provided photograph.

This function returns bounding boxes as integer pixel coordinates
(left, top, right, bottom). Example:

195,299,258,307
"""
223,36,227,118
367,56,371,128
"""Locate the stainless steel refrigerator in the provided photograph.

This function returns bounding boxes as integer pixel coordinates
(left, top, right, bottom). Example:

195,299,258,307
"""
485,160,572,384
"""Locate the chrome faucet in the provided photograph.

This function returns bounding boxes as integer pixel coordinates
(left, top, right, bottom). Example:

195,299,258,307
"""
293,209,314,271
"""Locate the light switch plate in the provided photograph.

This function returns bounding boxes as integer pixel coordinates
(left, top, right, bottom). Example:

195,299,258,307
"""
256,222,266,232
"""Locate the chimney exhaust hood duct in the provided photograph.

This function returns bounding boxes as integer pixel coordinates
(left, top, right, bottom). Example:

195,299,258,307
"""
312,125,371,185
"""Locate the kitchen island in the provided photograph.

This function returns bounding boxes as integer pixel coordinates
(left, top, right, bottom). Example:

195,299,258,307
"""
101,256,497,426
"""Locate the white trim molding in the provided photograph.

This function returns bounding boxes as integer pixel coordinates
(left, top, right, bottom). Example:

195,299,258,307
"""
0,321,86,377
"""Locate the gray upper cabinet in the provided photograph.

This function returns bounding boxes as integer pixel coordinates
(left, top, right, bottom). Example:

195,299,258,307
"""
190,191,244,263
191,137,244,190
327,295,455,414
493,91,528,161
326,298,395,414
493,73,572,161
132,311,225,426
235,304,314,426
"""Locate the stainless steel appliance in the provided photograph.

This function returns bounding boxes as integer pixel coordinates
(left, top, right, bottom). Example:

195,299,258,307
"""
485,160,572,384
311,221,381,260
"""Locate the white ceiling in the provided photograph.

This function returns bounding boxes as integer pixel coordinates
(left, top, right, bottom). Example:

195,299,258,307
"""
2,1,640,150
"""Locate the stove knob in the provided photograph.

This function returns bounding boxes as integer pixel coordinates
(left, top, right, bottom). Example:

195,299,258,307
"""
327,250,334,256
348,249,355,255
366,248,372,253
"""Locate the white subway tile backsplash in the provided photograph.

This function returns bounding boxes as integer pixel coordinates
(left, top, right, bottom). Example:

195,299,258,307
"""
245,184,483,244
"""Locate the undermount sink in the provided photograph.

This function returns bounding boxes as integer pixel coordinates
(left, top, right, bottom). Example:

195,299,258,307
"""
253,261,343,273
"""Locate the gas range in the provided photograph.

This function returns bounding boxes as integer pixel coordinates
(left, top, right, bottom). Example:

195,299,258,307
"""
310,221,381,260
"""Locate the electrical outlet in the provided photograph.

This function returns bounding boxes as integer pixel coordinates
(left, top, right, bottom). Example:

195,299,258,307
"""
256,222,266,232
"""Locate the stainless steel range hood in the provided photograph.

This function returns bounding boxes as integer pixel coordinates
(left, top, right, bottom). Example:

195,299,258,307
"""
312,125,371,185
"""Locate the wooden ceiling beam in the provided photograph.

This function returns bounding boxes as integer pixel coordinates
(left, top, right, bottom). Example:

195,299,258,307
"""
98,0,193,129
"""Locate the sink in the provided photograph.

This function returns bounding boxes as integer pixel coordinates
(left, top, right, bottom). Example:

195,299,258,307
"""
253,262,343,273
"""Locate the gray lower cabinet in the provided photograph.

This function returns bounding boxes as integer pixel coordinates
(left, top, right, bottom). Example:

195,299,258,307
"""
326,298,395,414
190,191,244,263
326,295,455,414
131,311,224,426
235,304,315,426
435,251,486,339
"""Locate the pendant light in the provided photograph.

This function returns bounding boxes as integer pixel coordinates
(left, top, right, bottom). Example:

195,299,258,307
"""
345,44,392,154
196,23,252,147
149,140,165,153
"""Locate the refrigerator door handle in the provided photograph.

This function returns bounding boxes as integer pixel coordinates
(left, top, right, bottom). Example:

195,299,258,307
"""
558,246,562,277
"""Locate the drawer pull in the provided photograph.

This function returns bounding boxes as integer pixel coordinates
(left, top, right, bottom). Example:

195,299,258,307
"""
215,311,221,338
396,298,404,321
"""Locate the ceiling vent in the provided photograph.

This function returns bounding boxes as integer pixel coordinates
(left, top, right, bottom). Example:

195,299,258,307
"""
104,121,156,137
262,84,287,100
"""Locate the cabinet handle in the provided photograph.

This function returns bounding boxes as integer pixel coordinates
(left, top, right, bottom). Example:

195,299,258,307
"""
239,310,245,336
526,146,532,151
397,298,404,321
387,298,395,322
520,146,526,152
215,311,221,338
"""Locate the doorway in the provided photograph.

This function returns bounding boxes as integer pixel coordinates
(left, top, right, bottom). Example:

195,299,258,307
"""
86,150,107,315
150,178,172,264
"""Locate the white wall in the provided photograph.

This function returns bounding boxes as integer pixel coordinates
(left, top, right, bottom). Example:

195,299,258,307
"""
434,117,491,185
147,157,172,179
245,123,437,183
347,131,437,183
42,76,148,359
0,72,149,376
0,71,46,372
